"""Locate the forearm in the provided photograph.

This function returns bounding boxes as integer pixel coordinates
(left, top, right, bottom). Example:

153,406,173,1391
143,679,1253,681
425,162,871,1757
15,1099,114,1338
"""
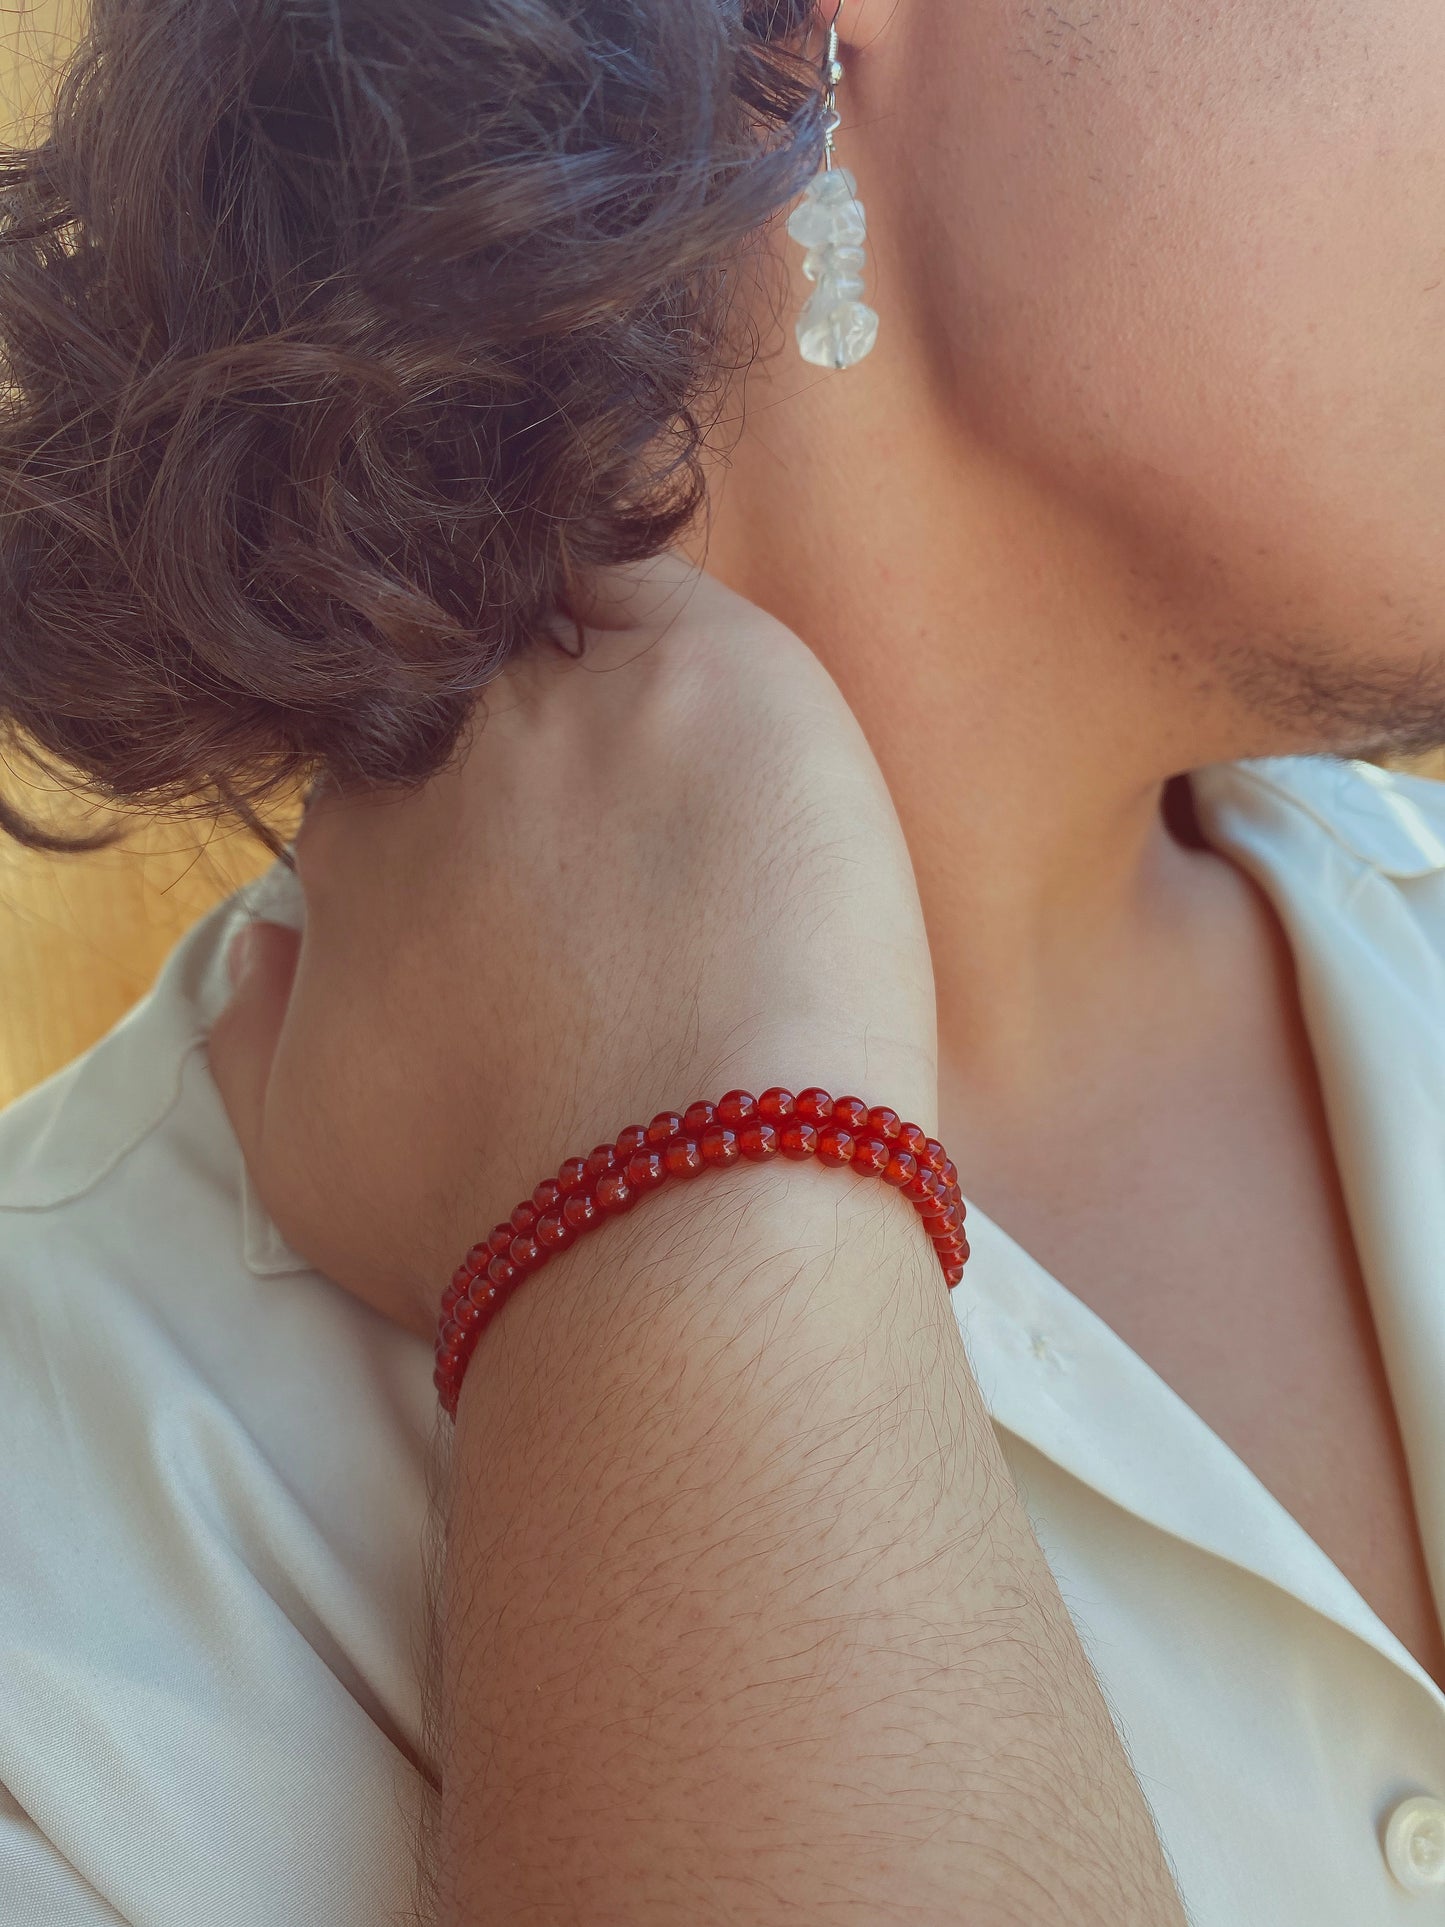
419,1159,1186,1925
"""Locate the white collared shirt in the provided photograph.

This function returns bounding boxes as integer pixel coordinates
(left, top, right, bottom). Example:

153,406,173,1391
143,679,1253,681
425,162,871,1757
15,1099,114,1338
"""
1,753,1443,1925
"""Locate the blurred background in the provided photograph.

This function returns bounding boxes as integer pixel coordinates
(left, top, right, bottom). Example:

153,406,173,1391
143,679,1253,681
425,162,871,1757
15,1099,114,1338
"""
0,2,1440,1112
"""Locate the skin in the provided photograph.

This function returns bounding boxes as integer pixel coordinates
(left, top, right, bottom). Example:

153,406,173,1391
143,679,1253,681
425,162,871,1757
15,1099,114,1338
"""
698,0,1445,1109
208,0,1445,1905
218,0,1445,1386
687,0,1445,1679
211,564,1190,1920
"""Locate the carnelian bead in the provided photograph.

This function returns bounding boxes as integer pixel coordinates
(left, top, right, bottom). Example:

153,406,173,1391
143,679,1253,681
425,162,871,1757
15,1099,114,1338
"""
700,1125,740,1168
562,1191,598,1232
436,1103,971,1420
584,1144,619,1184
850,1135,889,1177
535,1211,571,1250
663,1137,704,1179
626,1149,668,1191
716,1090,757,1127
595,1171,635,1214
882,1151,918,1188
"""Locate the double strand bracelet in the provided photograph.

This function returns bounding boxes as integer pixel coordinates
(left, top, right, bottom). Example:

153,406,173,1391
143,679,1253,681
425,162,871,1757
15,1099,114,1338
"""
433,1086,968,1419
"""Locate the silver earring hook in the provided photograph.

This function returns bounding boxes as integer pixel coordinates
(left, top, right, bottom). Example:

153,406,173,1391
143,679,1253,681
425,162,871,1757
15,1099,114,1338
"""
821,0,845,170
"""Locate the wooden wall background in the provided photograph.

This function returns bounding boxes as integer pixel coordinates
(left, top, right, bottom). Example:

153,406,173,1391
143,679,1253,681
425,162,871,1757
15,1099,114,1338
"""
0,5,1441,1111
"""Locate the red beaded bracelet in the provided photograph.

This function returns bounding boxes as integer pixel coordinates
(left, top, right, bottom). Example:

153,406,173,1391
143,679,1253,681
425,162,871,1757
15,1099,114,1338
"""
433,1086,968,1419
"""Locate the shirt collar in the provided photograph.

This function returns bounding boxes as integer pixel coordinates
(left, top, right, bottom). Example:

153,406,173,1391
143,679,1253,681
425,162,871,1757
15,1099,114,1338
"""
955,753,1445,1706
1195,753,1445,879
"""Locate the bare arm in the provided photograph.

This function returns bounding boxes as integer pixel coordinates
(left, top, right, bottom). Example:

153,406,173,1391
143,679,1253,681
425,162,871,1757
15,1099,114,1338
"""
202,568,1185,1921
415,1160,1187,1926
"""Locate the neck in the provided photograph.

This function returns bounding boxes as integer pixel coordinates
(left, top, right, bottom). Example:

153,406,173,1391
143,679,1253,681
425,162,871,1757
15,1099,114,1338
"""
684,323,1270,1120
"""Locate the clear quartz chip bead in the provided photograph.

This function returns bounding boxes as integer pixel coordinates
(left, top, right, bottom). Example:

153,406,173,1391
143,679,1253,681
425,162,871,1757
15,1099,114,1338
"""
787,165,878,369
796,293,879,370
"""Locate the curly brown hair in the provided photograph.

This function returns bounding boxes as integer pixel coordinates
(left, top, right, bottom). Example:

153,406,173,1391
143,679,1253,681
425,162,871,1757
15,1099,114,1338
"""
0,0,823,850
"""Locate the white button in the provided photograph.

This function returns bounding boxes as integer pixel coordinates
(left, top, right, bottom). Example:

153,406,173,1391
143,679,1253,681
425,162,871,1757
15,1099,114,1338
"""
1384,1796,1445,1893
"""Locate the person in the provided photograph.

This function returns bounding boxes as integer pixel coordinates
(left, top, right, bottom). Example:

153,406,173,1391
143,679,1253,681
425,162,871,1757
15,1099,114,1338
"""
0,0,1443,1920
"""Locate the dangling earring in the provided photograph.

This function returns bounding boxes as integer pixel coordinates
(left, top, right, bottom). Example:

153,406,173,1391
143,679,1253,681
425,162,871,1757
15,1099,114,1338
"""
788,0,878,370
